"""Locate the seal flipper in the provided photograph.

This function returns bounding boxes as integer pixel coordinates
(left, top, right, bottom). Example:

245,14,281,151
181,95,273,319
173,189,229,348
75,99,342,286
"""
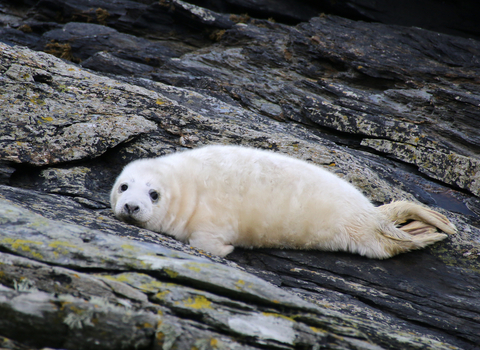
377,201,457,235
188,231,235,257
364,200,455,259
400,220,437,235
380,226,448,258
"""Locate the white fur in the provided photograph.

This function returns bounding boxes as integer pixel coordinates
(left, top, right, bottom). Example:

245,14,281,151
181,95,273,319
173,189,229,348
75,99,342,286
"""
110,145,456,258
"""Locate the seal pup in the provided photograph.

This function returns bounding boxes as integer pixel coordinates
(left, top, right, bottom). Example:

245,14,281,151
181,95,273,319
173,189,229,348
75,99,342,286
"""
110,145,456,258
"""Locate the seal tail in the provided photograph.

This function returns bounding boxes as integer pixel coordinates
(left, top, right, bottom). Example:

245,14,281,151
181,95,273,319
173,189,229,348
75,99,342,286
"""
370,201,456,258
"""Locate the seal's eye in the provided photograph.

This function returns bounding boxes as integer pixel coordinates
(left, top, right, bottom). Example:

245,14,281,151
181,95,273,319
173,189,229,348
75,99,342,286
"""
149,190,159,202
120,184,128,192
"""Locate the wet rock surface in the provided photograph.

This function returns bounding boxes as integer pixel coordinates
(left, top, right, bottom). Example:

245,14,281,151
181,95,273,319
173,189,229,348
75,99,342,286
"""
1,1,480,349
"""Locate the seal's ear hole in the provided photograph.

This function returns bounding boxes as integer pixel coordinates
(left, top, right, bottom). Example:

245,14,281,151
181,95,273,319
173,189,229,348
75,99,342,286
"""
120,184,128,192
149,190,160,202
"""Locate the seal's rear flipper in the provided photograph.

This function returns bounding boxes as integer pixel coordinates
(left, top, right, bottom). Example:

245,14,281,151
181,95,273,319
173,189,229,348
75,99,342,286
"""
362,201,456,259
399,220,437,235
374,224,449,259
378,201,457,235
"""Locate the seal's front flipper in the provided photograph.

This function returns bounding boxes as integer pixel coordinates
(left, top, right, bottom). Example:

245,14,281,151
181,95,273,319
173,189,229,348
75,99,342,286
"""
188,231,235,257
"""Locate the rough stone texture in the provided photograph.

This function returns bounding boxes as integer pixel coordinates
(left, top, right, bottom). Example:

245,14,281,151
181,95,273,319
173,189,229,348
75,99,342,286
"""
3,196,453,350
1,1,480,349
185,0,480,40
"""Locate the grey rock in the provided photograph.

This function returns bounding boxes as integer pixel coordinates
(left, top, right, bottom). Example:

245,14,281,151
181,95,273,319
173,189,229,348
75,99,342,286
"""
0,197,421,350
82,51,155,76
37,22,186,65
186,0,480,39
0,45,157,165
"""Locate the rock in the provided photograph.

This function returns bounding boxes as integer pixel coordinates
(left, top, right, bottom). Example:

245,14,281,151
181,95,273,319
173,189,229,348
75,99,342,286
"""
187,0,322,24
36,22,186,66
26,0,233,45
1,196,429,350
0,45,158,165
82,51,154,76
1,1,480,349
155,15,480,196
185,0,480,39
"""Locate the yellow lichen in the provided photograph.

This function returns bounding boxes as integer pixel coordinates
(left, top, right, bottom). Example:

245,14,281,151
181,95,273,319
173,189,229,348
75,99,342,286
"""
18,24,32,33
95,8,109,24
45,42,81,63
137,280,166,293
30,96,46,106
137,322,153,329
48,241,82,257
229,13,250,24
155,290,171,299
2,238,42,249
48,241,80,250
234,279,245,289
101,274,131,283
120,244,138,251
30,252,43,260
209,29,226,41
310,326,322,333
183,296,212,309
187,265,201,272
164,269,179,278
2,238,44,259
262,312,295,322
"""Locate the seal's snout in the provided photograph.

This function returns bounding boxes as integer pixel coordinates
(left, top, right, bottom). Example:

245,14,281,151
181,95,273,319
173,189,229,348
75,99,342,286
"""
124,203,140,215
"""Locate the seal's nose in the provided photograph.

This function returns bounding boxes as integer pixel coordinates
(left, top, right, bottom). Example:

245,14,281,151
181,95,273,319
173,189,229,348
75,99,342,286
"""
124,203,140,215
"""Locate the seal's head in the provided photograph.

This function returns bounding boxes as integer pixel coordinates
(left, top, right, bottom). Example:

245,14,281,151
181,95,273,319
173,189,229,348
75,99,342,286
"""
110,159,162,228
